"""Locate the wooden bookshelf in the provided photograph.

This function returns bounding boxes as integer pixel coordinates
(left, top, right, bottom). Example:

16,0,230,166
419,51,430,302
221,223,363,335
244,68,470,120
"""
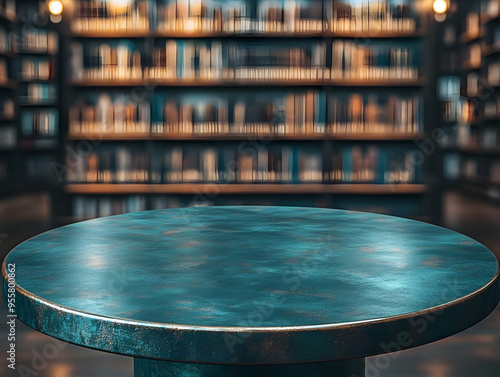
65,183,429,196
68,78,426,88
67,132,427,142
70,30,426,40
57,0,438,221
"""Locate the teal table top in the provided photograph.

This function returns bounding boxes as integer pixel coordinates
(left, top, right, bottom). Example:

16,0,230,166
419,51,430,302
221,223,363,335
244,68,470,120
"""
2,207,499,364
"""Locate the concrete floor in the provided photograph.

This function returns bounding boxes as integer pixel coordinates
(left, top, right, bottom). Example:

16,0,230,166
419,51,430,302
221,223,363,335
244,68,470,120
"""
0,191,499,377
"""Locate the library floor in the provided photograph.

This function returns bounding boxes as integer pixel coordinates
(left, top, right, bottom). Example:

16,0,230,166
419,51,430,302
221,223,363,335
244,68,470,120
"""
0,191,499,377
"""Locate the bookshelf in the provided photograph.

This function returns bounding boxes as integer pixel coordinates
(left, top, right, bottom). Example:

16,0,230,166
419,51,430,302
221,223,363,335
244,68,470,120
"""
0,0,16,194
41,0,440,221
439,0,500,203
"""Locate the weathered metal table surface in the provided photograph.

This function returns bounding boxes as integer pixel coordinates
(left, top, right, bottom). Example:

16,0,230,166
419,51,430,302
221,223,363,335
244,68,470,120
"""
2,207,499,377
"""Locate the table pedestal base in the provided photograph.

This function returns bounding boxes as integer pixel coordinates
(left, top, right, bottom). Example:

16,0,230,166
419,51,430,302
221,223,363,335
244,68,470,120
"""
134,357,365,377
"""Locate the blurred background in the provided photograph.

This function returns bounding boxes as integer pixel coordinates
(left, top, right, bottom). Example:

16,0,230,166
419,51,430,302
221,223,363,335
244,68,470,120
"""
0,0,499,376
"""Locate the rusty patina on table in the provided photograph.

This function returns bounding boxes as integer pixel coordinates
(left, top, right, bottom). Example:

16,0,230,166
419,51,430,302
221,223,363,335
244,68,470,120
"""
2,207,499,376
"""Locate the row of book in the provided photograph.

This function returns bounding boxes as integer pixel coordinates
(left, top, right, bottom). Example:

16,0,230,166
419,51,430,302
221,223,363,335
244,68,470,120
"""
21,109,58,137
19,28,58,54
65,145,419,185
20,83,57,104
71,40,420,81
0,28,58,55
332,1,416,33
20,58,55,81
332,41,418,80
68,92,423,136
70,0,419,34
462,158,500,183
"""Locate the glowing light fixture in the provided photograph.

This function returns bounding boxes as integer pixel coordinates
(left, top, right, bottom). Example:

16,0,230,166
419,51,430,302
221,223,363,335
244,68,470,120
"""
433,0,449,14
48,0,63,16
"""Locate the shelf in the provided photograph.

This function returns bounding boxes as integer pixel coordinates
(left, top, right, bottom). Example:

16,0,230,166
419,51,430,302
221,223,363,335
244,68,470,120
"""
483,45,500,57
19,101,58,107
17,79,55,83
483,13,500,25
472,115,500,125
69,78,425,88
16,50,57,56
70,30,154,39
65,183,429,195
462,177,500,188
461,62,483,71
70,30,425,39
458,147,500,155
0,50,15,58
0,117,15,124
460,29,485,44
0,80,16,89
67,132,426,142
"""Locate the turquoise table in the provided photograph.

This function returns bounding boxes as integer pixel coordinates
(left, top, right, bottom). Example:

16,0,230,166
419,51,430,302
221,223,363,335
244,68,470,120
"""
2,207,499,377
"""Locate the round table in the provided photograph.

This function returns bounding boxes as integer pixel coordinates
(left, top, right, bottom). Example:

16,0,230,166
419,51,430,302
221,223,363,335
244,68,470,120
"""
2,207,499,377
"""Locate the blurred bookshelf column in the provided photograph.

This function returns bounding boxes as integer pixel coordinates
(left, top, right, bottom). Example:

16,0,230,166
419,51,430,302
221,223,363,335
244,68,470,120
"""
43,0,444,224
440,0,500,204
0,0,17,196
0,0,61,217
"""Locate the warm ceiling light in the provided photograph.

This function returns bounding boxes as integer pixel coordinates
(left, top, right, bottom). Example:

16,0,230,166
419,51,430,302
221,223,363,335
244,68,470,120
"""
433,0,449,14
48,0,63,16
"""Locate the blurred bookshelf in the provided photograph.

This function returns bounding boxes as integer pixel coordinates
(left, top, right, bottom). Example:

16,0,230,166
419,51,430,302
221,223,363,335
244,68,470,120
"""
440,0,500,203
1,0,447,223
0,0,62,198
